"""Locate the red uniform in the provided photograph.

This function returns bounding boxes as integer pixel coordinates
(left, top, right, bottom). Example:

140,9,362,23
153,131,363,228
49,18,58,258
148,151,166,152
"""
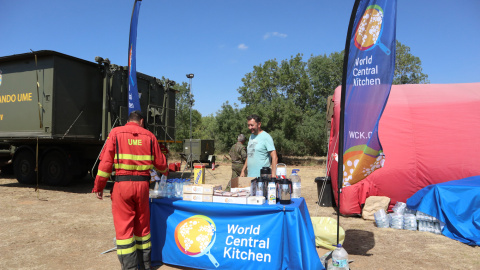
93,122,167,270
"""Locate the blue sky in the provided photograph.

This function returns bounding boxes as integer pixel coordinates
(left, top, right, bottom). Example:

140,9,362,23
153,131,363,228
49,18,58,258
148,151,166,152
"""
2,0,479,116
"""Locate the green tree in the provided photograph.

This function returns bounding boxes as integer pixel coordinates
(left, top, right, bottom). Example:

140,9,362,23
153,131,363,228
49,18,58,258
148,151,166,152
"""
194,114,216,140
215,102,246,152
394,41,429,84
217,41,428,156
307,51,344,111
170,80,202,152
236,54,319,155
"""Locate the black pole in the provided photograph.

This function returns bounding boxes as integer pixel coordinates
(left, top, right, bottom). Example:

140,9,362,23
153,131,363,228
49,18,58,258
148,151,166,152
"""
337,0,361,245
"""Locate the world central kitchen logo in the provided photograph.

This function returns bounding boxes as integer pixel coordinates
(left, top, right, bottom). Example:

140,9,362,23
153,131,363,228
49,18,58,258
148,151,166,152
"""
175,215,220,268
175,215,273,267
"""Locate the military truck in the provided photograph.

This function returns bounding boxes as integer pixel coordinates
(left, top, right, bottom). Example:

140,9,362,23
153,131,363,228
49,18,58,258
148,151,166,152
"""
181,139,215,168
0,50,176,186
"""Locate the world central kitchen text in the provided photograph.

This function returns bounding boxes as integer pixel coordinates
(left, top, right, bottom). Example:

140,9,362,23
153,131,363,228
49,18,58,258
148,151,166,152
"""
223,224,271,263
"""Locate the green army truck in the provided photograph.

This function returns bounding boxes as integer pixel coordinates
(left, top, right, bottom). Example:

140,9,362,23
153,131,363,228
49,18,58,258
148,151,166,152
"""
0,50,176,186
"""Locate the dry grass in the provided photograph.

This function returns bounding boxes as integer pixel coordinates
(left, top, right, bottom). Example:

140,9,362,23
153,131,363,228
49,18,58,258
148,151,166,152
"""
0,157,479,269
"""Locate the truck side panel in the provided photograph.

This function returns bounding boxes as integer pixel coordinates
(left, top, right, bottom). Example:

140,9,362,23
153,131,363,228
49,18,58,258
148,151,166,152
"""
52,55,102,139
0,56,54,137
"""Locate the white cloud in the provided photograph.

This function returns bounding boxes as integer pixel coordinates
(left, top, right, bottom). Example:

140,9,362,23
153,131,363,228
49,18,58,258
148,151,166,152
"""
238,43,248,50
263,32,288,40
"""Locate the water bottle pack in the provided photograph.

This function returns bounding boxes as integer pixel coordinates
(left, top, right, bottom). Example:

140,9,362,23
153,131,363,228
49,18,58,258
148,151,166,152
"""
389,212,404,229
416,211,443,234
392,201,407,215
416,211,438,222
374,209,390,228
150,176,192,199
403,214,417,231
373,202,444,235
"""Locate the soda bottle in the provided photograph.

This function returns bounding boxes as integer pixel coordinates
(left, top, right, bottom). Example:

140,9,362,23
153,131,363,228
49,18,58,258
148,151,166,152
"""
332,244,349,270
290,169,301,199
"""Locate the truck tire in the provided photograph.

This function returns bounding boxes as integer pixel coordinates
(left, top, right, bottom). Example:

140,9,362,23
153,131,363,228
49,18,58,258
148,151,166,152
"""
41,150,73,186
13,150,37,185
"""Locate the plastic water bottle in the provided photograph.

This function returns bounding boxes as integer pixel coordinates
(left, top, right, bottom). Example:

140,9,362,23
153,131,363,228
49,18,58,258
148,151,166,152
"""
166,179,173,198
290,169,301,199
159,175,167,197
175,179,183,198
331,244,349,270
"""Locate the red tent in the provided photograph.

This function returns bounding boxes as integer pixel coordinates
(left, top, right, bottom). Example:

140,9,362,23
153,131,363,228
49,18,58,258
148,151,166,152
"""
328,83,480,215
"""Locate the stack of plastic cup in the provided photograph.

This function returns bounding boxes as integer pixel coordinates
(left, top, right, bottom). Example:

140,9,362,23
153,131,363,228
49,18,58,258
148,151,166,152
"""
403,213,417,230
389,212,404,229
374,209,390,228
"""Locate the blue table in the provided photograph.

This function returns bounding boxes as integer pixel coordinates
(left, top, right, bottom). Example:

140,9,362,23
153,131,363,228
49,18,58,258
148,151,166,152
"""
150,198,323,270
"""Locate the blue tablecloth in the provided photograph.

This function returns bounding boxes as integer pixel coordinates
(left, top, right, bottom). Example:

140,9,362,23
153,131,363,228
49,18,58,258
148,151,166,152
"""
150,198,323,270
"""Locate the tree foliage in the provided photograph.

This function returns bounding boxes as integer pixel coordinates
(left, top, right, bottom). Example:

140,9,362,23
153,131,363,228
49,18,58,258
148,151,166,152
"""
170,42,429,156
170,80,202,152
214,102,246,152
394,41,429,84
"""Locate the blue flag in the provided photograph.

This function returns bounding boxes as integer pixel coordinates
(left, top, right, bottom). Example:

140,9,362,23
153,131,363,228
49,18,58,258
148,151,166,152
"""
128,0,142,114
340,0,397,187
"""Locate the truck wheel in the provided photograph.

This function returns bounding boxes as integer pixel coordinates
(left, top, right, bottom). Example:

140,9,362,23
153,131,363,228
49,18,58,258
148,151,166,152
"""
42,150,73,186
13,150,37,185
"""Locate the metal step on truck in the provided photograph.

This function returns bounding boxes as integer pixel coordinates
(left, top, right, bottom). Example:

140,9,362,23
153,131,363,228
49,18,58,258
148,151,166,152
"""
0,50,177,186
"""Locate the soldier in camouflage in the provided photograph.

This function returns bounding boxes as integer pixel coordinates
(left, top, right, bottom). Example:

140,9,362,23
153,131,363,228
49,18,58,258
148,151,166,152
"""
227,134,247,191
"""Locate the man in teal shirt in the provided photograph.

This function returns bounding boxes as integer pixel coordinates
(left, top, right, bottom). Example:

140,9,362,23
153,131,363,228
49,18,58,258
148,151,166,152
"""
240,114,277,178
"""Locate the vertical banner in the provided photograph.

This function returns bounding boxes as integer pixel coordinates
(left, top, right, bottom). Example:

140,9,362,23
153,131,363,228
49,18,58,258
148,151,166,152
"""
340,0,397,187
128,0,142,114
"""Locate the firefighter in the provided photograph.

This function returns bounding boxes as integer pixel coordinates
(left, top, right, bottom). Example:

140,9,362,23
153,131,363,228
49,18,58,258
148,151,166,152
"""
93,110,168,270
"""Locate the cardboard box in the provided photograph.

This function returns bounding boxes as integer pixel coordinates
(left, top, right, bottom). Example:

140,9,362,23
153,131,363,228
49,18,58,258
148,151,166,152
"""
183,184,222,195
183,193,213,202
212,195,248,204
230,177,255,188
194,165,206,184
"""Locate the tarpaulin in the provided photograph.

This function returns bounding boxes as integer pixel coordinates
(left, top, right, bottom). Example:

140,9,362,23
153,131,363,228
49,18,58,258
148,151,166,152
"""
150,198,322,270
407,175,480,246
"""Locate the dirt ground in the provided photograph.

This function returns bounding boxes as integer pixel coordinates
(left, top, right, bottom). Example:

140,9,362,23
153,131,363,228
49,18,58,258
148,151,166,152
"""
0,156,479,270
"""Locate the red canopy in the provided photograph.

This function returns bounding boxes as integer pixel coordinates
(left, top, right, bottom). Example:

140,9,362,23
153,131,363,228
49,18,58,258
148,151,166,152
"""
328,83,480,215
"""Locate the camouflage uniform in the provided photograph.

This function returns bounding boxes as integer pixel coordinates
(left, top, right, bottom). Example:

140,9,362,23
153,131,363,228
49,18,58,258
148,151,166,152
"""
227,142,247,190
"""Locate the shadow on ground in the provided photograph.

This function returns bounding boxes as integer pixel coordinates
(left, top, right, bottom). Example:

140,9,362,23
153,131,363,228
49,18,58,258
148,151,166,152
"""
342,229,375,256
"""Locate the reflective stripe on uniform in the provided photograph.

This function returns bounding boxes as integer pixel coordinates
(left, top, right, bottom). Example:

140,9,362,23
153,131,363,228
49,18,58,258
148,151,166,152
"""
116,237,135,245
136,242,151,250
114,164,154,170
97,169,111,178
117,245,137,255
116,236,136,255
114,154,154,161
135,234,151,242
135,233,151,250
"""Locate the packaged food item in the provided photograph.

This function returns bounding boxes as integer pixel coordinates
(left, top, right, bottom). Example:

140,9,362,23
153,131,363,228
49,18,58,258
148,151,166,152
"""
183,184,222,195
247,196,266,205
